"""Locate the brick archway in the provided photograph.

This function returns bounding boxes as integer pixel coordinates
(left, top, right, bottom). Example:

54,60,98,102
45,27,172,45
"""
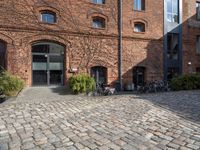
19,34,70,86
31,41,65,86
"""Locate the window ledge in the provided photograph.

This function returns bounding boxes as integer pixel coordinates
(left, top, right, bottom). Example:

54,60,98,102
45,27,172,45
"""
133,9,146,13
39,22,57,25
91,27,106,30
133,31,146,34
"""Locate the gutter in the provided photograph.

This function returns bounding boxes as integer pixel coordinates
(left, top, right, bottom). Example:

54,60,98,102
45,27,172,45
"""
118,0,123,91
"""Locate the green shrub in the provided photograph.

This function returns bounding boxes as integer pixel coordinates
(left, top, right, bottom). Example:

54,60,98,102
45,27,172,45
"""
170,74,200,91
69,74,96,94
0,71,25,96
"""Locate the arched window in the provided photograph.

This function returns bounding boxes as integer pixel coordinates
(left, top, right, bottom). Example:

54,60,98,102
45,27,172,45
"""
92,17,106,29
40,10,56,24
91,66,107,84
134,22,145,32
0,41,6,69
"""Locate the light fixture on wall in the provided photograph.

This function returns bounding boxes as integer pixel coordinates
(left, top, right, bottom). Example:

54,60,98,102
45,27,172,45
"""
188,61,192,74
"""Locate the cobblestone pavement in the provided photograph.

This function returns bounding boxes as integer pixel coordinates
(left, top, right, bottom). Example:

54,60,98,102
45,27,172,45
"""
0,87,200,150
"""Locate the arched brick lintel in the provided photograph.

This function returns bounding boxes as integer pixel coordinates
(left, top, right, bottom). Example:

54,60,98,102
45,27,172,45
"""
20,34,70,47
0,33,14,45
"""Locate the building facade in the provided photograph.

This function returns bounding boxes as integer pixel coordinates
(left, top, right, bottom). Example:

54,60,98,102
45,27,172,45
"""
0,0,199,89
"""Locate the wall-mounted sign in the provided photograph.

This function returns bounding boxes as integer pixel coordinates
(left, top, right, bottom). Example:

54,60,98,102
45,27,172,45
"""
69,67,78,73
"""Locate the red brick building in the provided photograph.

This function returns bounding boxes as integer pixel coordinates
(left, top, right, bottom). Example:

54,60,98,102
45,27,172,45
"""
0,0,199,90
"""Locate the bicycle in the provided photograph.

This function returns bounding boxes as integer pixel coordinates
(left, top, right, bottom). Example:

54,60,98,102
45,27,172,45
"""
94,82,116,96
137,80,170,94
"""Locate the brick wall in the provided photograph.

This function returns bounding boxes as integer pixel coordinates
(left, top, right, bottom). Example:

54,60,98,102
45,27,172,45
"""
0,0,199,88
182,0,200,74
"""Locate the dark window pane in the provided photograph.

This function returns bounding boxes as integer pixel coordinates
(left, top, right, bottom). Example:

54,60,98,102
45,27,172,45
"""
197,36,200,54
167,33,179,60
91,66,107,84
92,17,105,28
33,70,47,85
167,67,179,80
50,70,63,85
32,45,49,53
196,67,200,73
133,67,145,90
196,2,200,20
0,41,6,69
134,22,145,32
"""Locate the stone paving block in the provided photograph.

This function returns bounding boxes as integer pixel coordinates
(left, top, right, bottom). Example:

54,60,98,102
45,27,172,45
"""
0,143,8,150
186,144,200,150
0,90,200,150
167,142,180,149
22,141,35,149
180,147,193,150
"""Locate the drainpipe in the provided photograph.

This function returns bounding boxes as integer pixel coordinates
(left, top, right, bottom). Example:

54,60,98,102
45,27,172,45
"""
118,0,123,91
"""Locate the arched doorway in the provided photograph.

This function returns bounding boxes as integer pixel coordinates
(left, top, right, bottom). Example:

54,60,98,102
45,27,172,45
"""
32,42,65,86
133,66,145,89
0,40,6,69
91,66,107,84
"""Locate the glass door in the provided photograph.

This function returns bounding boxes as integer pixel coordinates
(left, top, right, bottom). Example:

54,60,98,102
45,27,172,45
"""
49,55,64,85
32,42,64,86
32,55,48,86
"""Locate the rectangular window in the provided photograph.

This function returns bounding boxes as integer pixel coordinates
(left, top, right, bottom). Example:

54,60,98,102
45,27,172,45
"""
196,2,200,20
134,0,145,11
166,0,179,23
167,33,179,60
197,36,200,54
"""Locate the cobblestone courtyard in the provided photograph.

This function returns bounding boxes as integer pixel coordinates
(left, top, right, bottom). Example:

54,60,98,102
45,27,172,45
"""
0,87,200,150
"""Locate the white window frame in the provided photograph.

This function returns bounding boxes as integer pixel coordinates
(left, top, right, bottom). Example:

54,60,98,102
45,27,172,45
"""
166,0,179,23
134,0,145,11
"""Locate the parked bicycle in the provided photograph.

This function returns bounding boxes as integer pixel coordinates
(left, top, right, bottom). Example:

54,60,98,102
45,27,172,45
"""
0,88,6,103
94,82,116,96
137,80,170,93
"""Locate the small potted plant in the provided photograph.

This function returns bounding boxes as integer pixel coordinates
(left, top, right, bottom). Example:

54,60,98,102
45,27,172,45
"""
0,88,6,104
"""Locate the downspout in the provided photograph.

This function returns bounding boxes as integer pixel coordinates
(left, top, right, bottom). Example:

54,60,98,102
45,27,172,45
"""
118,0,123,91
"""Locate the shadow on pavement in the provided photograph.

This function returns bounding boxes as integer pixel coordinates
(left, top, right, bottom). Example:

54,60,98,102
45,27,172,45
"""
50,86,72,95
136,90,200,124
